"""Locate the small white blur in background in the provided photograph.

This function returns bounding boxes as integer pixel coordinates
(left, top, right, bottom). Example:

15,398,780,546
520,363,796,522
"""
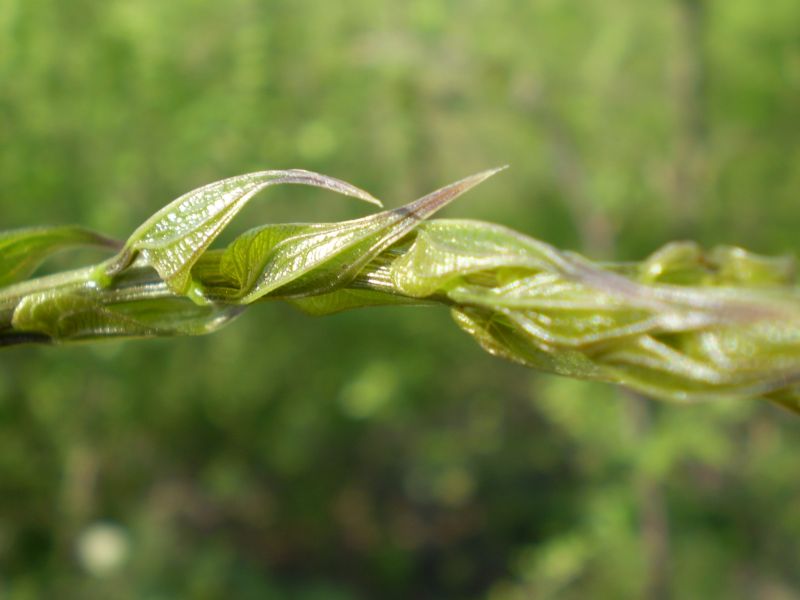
76,521,130,577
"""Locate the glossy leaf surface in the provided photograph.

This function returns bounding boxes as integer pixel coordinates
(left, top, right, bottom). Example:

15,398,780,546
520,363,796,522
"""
108,170,382,296
1,168,799,413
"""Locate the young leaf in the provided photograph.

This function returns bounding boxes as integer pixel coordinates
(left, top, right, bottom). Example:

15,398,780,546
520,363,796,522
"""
383,218,800,408
106,170,383,298
216,167,506,303
10,276,243,342
2,167,799,414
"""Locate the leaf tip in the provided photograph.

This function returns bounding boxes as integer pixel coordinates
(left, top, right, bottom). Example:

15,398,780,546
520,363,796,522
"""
363,194,384,209
349,187,383,209
447,165,509,195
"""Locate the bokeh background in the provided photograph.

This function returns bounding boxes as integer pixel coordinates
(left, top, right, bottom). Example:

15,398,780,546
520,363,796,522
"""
2,0,800,598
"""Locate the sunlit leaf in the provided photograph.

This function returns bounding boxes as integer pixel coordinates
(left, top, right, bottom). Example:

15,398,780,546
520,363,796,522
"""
11,278,242,342
2,167,799,413
107,170,383,297
216,167,506,302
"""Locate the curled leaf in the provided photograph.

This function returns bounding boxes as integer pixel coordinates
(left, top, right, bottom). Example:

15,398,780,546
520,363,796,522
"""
3,166,800,413
216,167,506,303
386,219,800,410
11,271,243,342
107,170,383,297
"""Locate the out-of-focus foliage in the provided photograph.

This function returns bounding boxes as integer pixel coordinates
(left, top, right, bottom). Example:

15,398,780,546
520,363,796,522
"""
1,0,799,598
0,226,118,288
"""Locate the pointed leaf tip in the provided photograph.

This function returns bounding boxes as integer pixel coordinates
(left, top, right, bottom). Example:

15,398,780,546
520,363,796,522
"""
450,165,509,190
110,169,382,294
401,166,508,219
278,169,383,208
225,167,505,304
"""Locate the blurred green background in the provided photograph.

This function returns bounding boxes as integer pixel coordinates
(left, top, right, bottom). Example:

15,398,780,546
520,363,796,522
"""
1,0,799,598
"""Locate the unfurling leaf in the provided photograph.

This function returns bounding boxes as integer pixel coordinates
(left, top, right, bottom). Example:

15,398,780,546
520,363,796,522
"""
214,167,505,302
106,170,382,298
2,167,799,413
386,219,800,411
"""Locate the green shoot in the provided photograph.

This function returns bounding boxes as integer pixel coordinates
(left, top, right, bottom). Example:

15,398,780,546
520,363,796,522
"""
2,169,798,413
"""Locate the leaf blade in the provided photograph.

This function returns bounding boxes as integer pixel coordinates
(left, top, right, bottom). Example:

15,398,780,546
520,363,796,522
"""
227,167,507,303
108,170,382,295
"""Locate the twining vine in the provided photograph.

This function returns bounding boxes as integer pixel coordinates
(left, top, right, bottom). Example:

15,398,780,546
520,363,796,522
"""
2,168,798,412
